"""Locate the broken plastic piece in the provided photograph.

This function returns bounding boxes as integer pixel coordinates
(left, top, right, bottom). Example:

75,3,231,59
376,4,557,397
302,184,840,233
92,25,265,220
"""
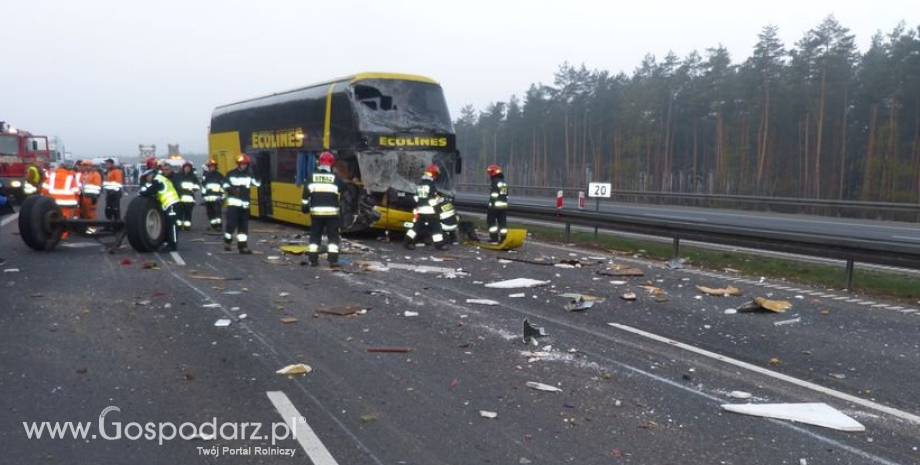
729,391,752,400
525,381,562,392
721,402,865,431
276,363,312,375
753,297,793,313
466,299,500,306
280,316,298,324
279,245,309,255
214,318,231,327
509,293,525,298
523,318,547,344
774,317,801,326
484,278,550,289
620,292,637,301
596,266,644,277
564,298,594,312
479,410,498,419
404,311,419,317
696,285,743,296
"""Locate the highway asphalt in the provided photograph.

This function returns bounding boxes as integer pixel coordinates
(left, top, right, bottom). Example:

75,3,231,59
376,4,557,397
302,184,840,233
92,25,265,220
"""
1,201,919,464
454,193,920,246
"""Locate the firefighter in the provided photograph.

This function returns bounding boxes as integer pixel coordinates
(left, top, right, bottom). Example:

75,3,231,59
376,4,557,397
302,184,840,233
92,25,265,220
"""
486,164,509,243
79,160,103,232
404,164,447,251
41,161,80,221
222,154,261,254
24,163,43,196
436,192,459,244
175,161,201,230
102,158,124,221
201,159,224,231
301,151,345,267
138,160,179,252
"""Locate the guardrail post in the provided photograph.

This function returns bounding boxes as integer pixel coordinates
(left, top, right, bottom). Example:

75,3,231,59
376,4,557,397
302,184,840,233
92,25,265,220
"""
845,260,855,291
564,222,572,243
668,236,682,269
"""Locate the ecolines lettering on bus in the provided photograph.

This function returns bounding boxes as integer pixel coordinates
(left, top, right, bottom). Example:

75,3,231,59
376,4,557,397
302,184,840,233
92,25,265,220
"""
251,129,304,149
378,136,448,147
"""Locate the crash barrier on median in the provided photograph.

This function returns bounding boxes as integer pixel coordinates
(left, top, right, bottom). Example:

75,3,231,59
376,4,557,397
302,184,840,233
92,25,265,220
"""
452,198,920,290
456,183,920,222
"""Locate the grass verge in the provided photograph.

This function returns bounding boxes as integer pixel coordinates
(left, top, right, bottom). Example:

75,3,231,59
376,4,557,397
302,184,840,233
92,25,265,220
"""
472,219,920,303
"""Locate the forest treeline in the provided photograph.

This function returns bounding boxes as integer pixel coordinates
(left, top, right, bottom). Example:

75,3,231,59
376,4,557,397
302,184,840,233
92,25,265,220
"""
454,17,920,202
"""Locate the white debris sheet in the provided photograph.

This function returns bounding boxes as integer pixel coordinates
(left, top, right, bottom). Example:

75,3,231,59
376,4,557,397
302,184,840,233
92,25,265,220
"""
484,278,550,289
721,402,865,432
466,299,501,306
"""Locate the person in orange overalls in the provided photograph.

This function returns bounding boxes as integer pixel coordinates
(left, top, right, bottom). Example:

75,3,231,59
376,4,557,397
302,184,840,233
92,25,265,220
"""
40,161,80,220
79,160,103,231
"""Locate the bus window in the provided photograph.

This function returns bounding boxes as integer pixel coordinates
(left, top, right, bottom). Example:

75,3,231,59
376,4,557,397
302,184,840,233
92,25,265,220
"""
351,80,452,133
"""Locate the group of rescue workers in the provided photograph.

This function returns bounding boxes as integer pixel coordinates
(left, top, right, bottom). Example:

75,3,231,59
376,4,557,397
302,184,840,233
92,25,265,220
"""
20,150,510,268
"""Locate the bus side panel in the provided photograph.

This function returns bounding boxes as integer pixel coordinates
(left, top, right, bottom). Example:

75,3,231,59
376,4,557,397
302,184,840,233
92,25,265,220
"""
271,181,312,227
208,131,241,175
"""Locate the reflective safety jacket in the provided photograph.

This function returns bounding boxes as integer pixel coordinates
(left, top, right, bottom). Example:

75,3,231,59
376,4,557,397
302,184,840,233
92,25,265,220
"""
437,195,458,231
413,175,438,216
202,170,224,203
222,167,261,208
103,167,124,194
488,173,508,209
42,168,80,207
301,169,345,216
175,171,201,203
24,165,43,195
140,172,179,209
81,170,103,198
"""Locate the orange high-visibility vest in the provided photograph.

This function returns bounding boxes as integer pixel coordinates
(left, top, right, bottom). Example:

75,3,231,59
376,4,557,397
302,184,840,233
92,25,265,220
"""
42,168,79,207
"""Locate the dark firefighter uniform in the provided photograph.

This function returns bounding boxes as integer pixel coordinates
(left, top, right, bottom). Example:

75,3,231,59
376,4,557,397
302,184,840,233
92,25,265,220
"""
102,161,124,221
222,156,261,254
175,166,201,230
202,164,224,231
487,170,509,242
301,165,346,266
437,193,459,243
405,165,447,250
139,169,180,251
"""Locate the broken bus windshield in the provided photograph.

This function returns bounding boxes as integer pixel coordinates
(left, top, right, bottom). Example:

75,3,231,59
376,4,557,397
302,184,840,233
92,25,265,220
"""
352,79,453,134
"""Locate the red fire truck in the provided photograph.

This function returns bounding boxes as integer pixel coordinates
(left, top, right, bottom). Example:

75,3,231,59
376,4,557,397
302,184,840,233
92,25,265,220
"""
0,121,51,202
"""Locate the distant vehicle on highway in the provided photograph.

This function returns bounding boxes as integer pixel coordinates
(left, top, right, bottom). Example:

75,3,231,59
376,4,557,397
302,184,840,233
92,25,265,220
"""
209,72,461,232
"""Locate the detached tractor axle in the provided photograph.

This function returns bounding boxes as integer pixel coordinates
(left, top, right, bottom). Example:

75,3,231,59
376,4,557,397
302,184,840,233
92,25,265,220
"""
18,195,167,253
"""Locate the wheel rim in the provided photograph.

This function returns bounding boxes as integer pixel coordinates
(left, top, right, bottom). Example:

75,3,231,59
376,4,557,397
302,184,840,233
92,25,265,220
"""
145,208,163,239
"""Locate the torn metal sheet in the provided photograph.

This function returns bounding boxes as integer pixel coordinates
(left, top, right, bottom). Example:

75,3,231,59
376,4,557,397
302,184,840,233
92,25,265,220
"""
721,402,865,432
484,278,550,289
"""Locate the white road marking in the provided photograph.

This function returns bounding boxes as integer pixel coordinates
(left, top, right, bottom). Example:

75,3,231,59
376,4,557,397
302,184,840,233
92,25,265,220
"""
267,391,340,465
1,213,18,227
607,322,920,425
170,251,186,266
892,235,920,242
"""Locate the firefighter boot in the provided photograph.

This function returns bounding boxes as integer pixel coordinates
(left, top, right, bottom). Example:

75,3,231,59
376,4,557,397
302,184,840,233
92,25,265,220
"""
223,241,232,252
307,253,319,267
238,242,252,254
403,238,416,250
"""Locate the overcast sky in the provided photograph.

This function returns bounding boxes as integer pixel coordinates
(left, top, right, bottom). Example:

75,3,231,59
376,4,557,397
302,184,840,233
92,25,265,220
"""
1,0,915,158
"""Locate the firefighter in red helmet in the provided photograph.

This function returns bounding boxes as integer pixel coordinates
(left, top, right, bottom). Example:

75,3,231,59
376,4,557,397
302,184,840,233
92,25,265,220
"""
486,164,508,242
221,153,261,254
301,151,346,267
404,164,447,250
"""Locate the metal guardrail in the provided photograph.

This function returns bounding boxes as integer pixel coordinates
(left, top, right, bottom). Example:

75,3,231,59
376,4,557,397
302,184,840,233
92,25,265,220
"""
453,197,920,289
456,183,920,220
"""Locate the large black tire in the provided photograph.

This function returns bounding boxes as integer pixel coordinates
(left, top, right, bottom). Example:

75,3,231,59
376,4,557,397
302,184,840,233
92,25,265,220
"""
18,195,64,251
125,196,166,253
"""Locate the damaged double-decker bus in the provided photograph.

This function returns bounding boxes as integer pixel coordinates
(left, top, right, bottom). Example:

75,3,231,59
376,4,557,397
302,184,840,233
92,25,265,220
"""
208,72,461,232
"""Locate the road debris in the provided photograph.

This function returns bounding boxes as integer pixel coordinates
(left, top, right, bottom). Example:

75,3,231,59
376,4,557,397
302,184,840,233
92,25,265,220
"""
724,309,738,315
729,391,752,400
739,297,793,313
609,280,627,285
280,316,298,324
523,319,547,344
366,346,411,353
769,357,781,366
564,296,594,312
201,303,221,308
359,414,379,423
141,261,158,270
696,285,743,296
620,292,637,301
404,311,419,317
478,410,498,419
509,293,525,298
495,256,553,266
596,265,644,277
279,245,309,255
721,402,865,431
484,278,550,289
774,317,802,326
276,363,312,375
315,305,362,316
467,299,500,306
190,275,242,281
120,259,132,266
214,318,232,327
525,381,562,392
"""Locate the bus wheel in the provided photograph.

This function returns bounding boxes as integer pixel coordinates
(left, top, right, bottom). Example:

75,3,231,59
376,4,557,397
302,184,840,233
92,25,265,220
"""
18,195,64,251
125,196,166,253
